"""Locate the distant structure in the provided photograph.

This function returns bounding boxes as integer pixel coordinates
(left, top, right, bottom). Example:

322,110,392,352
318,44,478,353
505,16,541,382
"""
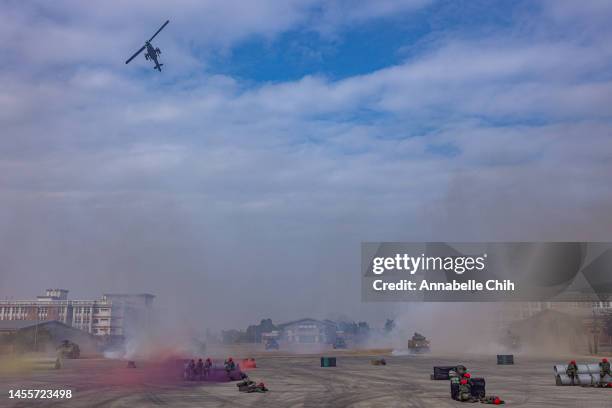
498,297,612,351
0,320,99,354
277,318,338,344
0,289,154,339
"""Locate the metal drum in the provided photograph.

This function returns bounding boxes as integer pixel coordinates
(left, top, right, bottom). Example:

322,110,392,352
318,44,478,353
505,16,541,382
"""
555,374,572,385
554,364,590,373
585,363,600,374
577,364,590,373
578,373,594,386
553,364,566,373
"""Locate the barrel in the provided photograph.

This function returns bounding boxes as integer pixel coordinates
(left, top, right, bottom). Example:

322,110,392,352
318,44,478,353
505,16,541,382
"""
555,374,572,386
553,364,590,374
577,373,595,386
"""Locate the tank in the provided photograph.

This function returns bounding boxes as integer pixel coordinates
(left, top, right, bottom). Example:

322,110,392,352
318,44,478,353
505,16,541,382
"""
407,332,430,353
56,340,80,359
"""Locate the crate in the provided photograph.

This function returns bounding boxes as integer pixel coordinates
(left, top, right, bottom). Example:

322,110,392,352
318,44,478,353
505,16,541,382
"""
432,365,456,380
320,357,336,367
470,377,486,398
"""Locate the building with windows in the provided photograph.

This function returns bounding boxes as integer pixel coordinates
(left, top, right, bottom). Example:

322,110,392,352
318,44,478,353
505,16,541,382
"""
277,318,338,344
0,289,154,339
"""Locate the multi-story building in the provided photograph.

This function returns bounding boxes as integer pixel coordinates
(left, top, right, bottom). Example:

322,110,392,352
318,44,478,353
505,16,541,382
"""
0,289,154,338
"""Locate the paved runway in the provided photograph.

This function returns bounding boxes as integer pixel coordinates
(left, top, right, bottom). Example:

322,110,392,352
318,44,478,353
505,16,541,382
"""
1,350,611,407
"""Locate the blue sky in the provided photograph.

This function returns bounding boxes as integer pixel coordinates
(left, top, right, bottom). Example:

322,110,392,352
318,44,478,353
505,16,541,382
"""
208,0,528,82
1,0,612,328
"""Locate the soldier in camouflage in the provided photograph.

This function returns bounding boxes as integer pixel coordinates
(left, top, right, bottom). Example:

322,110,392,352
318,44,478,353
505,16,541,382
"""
566,360,578,385
600,358,610,382
450,365,468,384
225,357,236,374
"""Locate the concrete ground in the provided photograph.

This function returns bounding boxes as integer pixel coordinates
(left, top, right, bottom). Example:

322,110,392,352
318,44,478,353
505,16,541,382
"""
1,349,611,408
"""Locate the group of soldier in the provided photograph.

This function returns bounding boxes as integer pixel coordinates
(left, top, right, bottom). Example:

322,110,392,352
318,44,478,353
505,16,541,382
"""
565,358,611,386
183,356,268,392
449,365,504,404
185,357,240,380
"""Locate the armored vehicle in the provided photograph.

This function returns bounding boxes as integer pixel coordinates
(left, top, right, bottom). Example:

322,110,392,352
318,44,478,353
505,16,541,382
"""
407,332,430,353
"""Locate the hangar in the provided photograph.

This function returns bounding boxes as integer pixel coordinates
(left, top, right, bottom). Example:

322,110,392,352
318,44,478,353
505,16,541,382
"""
0,320,98,354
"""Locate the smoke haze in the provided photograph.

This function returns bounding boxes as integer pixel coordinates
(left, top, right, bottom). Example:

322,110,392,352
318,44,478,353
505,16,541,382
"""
1,0,612,335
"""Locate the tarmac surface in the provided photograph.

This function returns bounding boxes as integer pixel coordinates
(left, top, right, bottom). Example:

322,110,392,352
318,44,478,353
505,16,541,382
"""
1,348,611,407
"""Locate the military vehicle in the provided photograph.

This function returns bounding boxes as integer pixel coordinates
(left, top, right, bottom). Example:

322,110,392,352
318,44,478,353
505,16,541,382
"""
264,338,279,350
407,332,430,353
333,337,347,349
56,340,80,359
125,20,169,72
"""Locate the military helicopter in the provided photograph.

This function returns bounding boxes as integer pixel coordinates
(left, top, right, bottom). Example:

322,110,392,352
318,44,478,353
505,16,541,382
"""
125,20,169,72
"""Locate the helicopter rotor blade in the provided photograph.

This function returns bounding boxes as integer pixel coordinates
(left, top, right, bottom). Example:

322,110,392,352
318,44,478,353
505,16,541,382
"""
125,45,146,64
148,20,169,42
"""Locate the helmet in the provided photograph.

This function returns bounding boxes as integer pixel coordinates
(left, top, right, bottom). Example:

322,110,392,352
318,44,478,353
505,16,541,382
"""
228,357,233,362
460,379,468,385
494,397,501,405
603,358,608,363
206,358,211,362
464,373,471,378
258,382,265,387
570,360,576,364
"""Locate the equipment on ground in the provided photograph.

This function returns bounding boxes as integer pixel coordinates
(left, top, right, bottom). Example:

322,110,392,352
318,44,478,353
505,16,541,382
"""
237,379,255,392
554,363,612,386
431,365,458,380
241,358,257,369
497,355,514,365
321,357,336,367
371,358,387,366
